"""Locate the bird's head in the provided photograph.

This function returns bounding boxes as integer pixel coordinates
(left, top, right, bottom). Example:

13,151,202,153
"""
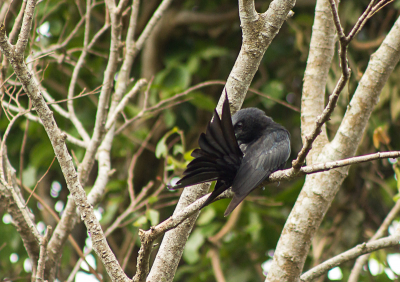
232,108,274,145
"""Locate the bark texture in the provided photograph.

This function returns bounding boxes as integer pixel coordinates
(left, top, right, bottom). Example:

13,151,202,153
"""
266,15,400,282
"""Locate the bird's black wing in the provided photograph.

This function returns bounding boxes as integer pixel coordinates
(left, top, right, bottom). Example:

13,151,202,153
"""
224,129,290,216
170,94,242,201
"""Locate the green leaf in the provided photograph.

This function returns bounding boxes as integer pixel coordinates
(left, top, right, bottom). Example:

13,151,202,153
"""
163,109,176,128
155,139,168,159
155,127,180,159
183,229,205,264
184,150,195,162
133,216,147,227
245,212,262,242
157,66,191,98
197,207,216,226
173,144,184,156
100,198,121,225
22,166,37,187
167,156,187,170
189,92,216,111
146,209,160,226
198,46,229,60
260,80,285,108
186,56,200,74
147,196,158,204
106,179,126,192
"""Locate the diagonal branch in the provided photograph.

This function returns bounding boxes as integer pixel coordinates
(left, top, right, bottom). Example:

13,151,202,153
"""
0,144,41,268
0,176,41,267
77,2,122,184
267,7,400,282
14,0,36,55
137,151,400,281
0,7,130,282
36,226,52,282
105,78,147,130
348,197,400,281
292,0,393,170
300,234,400,281
131,0,175,61
66,0,92,144
146,0,304,280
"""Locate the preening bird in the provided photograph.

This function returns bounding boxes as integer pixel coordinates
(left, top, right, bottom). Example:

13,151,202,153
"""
169,93,291,216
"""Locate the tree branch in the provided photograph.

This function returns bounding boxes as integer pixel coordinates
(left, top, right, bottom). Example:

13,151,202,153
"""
299,0,335,163
0,175,41,268
77,2,122,184
66,0,92,144
36,226,52,282
0,5,130,281
348,198,400,281
14,0,36,55
146,0,311,280
134,190,210,282
138,151,400,281
105,78,147,130
132,0,175,61
301,235,400,281
266,7,400,282
292,0,394,170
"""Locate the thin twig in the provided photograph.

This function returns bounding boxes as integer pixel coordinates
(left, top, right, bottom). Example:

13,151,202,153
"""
66,0,92,143
0,3,130,279
127,119,162,202
28,63,70,119
19,114,30,189
104,181,155,237
209,203,243,244
7,0,26,45
131,0,175,60
35,226,52,282
300,235,400,281
1,112,24,151
25,156,56,206
134,150,400,276
14,0,37,55
291,0,389,170
17,180,104,281
348,198,400,281
121,236,136,271
269,151,400,184
77,0,124,185
105,78,147,130
208,247,226,282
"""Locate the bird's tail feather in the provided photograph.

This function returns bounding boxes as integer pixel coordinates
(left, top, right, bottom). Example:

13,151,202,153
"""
223,192,250,217
200,182,229,209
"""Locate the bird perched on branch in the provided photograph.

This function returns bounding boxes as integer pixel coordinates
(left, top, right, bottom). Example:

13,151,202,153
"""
169,92,291,216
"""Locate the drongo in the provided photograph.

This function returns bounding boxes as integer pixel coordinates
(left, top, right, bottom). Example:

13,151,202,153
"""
170,93,291,216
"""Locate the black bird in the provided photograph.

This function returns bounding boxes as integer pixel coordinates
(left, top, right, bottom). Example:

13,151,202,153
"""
170,93,291,216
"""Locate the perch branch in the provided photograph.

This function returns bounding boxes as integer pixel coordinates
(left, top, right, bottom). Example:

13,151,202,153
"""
300,234,400,281
137,151,400,281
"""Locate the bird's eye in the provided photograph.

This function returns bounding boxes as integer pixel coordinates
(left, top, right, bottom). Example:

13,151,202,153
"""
235,122,243,129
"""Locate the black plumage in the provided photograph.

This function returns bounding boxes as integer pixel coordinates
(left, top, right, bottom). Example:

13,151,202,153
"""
170,94,291,216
